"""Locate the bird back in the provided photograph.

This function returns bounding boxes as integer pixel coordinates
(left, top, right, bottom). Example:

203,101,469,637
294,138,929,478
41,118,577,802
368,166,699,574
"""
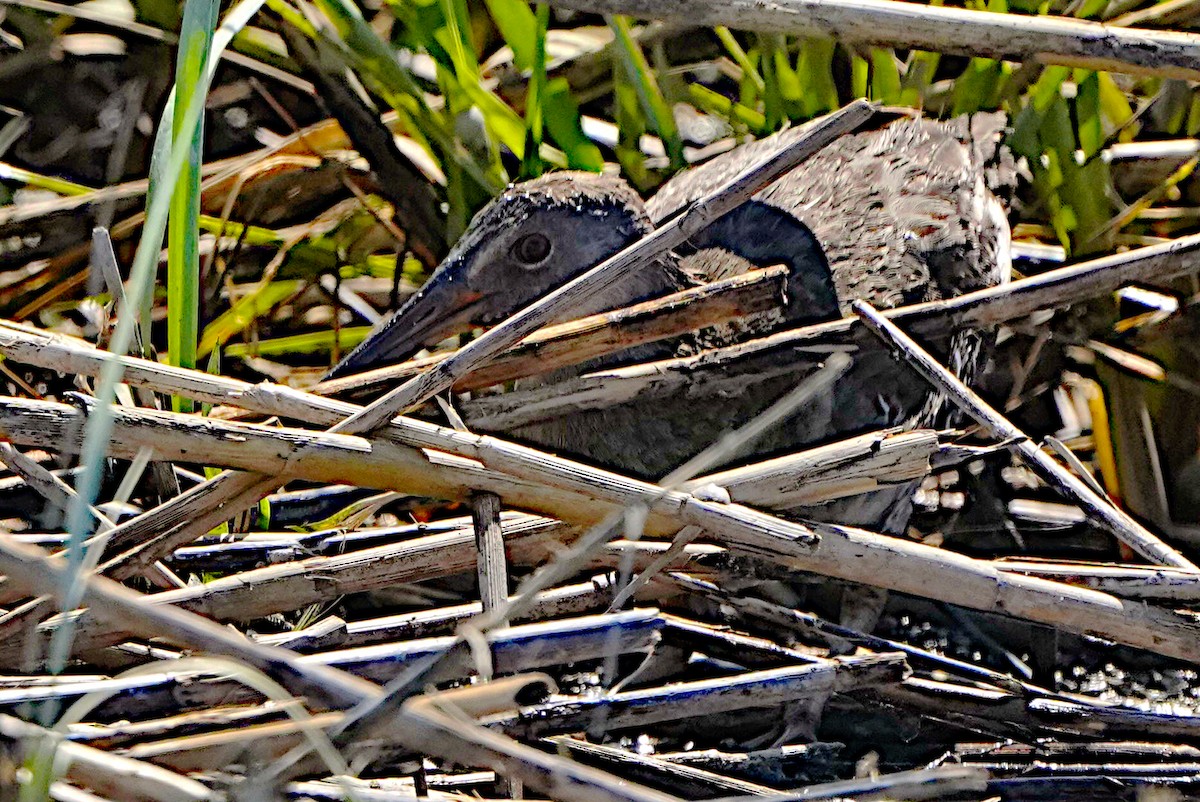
649,112,1016,314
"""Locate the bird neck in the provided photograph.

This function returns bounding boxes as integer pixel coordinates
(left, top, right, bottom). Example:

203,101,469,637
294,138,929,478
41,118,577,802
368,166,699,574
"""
680,201,840,323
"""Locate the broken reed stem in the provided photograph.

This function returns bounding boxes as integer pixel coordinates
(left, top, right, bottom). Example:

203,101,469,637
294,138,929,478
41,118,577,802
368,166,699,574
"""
0,712,214,802
990,559,1200,601
544,0,1200,80
471,492,510,619
851,299,1197,571
486,654,909,737
681,429,937,509
0,517,578,662
867,229,1200,336
0,537,685,802
0,536,377,711
400,676,683,802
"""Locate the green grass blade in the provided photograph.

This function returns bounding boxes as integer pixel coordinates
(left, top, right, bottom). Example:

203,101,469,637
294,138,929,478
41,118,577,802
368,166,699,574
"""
796,38,839,117
438,0,527,159
1096,72,1134,134
198,279,304,357
869,49,902,105
850,52,869,101
612,57,649,187
758,33,785,129
1010,64,1115,256
609,15,684,170
544,79,604,170
951,57,1006,115
521,2,550,178
0,164,92,195
687,82,766,131
484,0,537,68
167,0,220,412
145,93,175,351
1075,70,1104,158
899,50,939,107
224,326,372,357
715,27,765,94
304,0,504,195
771,42,804,115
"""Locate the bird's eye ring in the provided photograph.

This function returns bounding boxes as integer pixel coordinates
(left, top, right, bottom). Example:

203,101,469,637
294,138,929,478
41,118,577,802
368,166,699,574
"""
511,232,552,266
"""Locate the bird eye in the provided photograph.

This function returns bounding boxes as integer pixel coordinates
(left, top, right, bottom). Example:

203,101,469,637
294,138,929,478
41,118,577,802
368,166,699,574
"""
511,232,552,266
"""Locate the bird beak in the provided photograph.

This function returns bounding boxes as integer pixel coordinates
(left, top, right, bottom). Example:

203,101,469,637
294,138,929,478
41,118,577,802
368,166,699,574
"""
326,268,484,379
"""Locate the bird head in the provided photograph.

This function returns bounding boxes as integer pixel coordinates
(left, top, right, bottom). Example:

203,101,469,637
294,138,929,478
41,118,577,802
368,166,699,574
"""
327,171,655,379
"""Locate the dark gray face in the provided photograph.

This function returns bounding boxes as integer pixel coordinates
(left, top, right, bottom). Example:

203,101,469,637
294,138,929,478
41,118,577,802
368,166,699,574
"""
459,195,654,325
327,172,653,378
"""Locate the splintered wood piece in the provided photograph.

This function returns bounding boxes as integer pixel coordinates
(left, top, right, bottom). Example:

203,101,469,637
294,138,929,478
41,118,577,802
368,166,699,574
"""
255,576,617,650
681,429,937,509
314,609,663,685
991,559,1200,601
